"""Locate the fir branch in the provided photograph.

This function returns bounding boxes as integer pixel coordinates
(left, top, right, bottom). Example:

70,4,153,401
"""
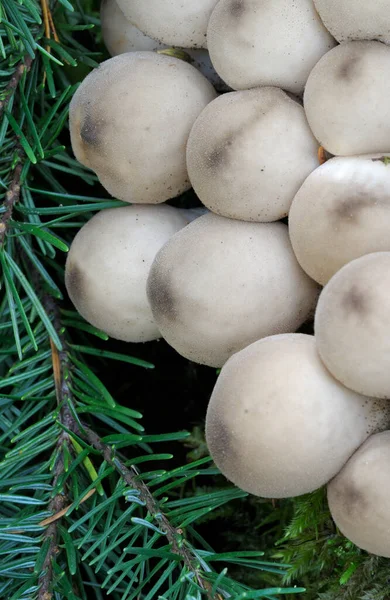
45,292,215,597
0,160,23,246
82,426,214,597
0,55,33,118
37,296,79,600
38,448,68,600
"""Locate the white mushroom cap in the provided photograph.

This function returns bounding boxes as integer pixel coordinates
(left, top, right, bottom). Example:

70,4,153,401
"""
304,41,390,156
315,252,390,399
69,52,216,204
116,0,219,49
289,155,390,285
328,431,390,558
205,334,390,498
100,0,164,56
146,213,319,368
207,0,335,94
186,87,319,222
65,205,189,342
314,0,390,45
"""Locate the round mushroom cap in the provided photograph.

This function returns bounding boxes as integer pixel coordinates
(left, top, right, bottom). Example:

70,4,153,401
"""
146,213,319,367
100,0,164,56
315,252,390,399
289,155,390,285
65,205,189,342
205,334,390,498
116,0,219,49
187,87,319,222
304,41,390,156
207,0,335,94
314,0,390,45
328,431,390,557
69,52,217,204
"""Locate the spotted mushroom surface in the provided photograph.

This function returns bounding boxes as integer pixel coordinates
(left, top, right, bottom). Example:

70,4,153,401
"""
147,213,319,367
69,51,216,204
187,86,319,222
315,252,390,399
206,334,390,498
65,205,189,342
207,0,335,94
328,431,390,557
116,0,219,48
304,41,390,155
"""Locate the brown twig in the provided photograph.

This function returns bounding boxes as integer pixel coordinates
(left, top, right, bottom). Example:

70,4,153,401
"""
0,55,34,246
37,299,80,600
0,55,33,120
37,296,215,598
0,162,23,247
83,426,212,596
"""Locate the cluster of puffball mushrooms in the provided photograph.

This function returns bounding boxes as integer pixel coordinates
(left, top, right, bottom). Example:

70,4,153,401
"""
66,0,390,559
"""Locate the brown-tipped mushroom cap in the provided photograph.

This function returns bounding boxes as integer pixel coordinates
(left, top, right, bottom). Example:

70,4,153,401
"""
65,205,188,342
69,52,216,204
100,0,164,56
205,334,390,498
116,0,219,49
146,213,319,367
186,87,319,222
315,252,390,398
289,155,390,284
328,431,390,557
207,0,335,94
314,0,390,45
304,41,390,156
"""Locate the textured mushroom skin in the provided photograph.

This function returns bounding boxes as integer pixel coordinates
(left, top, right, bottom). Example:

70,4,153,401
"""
147,213,319,367
304,41,390,156
289,155,390,284
328,431,390,557
207,0,335,94
314,0,390,44
205,334,390,498
65,205,189,342
69,52,217,204
187,87,319,222
116,0,219,49
315,252,390,398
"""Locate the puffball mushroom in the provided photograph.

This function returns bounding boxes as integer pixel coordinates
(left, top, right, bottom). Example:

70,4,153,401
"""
146,213,319,368
207,0,335,95
65,205,189,343
69,52,217,204
328,432,390,558
116,0,219,49
314,0,390,45
205,334,390,498
304,41,390,156
289,155,390,285
186,87,319,222
315,252,390,399
100,0,164,56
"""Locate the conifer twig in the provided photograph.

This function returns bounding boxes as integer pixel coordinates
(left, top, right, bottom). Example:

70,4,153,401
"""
0,161,23,247
38,298,80,600
83,426,212,595
0,55,33,119
41,294,215,598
